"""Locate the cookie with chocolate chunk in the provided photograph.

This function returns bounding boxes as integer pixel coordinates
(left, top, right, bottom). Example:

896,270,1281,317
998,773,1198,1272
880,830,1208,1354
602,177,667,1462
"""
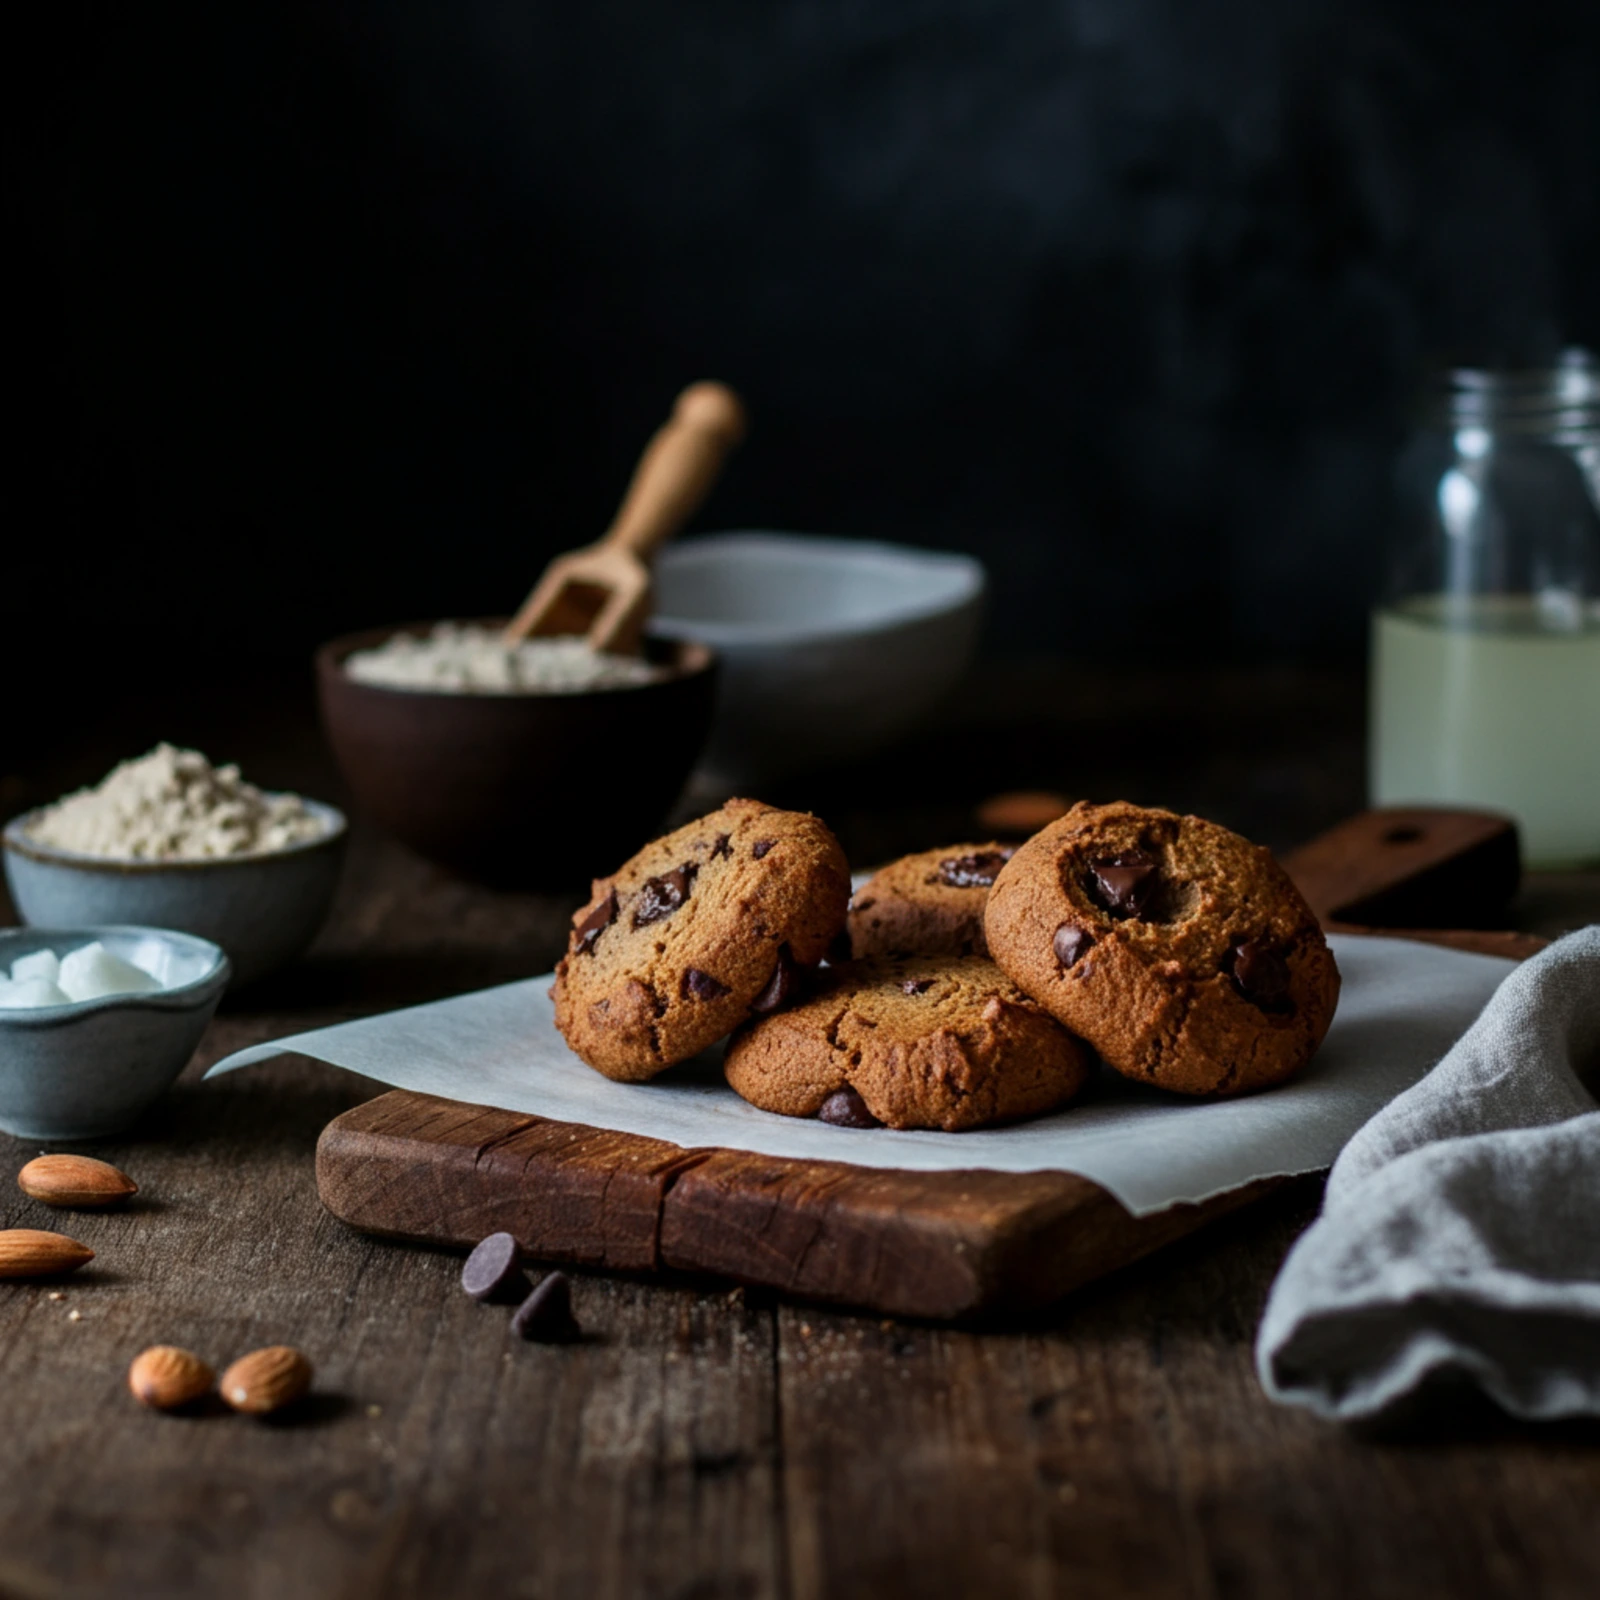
848,844,1015,959
983,801,1340,1096
552,798,850,1081
723,955,1090,1132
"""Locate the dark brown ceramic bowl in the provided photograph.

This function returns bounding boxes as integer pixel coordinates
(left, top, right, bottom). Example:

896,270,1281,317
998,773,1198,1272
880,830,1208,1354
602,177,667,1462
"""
315,622,717,889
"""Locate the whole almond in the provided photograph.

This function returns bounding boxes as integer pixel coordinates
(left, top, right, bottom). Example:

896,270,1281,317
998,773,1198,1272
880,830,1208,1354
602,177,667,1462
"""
220,1346,313,1415
128,1345,214,1411
18,1154,138,1209
975,789,1074,837
0,1228,94,1279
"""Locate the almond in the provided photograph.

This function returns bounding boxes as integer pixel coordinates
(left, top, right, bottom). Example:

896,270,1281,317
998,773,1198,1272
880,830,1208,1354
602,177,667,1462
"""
17,1154,138,1209
0,1228,94,1279
220,1346,313,1415
975,789,1073,836
128,1345,214,1411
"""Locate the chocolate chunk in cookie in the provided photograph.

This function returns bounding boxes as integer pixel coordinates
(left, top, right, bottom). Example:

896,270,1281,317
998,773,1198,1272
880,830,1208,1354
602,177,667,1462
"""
847,843,1016,960
574,889,618,956
633,863,697,927
818,1086,881,1128
751,944,803,1014
984,801,1340,1096
724,956,1090,1132
682,967,730,1001
934,850,1012,889
1227,938,1292,1011
1085,850,1159,918
1052,924,1094,969
552,799,851,1082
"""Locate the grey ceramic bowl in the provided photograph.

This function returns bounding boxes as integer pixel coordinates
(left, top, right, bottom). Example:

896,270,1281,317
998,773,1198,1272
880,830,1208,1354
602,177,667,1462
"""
3,800,346,988
0,926,230,1140
650,532,987,786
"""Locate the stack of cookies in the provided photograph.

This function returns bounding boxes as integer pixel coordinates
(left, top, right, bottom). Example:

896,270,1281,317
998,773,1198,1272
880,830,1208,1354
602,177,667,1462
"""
551,797,1341,1132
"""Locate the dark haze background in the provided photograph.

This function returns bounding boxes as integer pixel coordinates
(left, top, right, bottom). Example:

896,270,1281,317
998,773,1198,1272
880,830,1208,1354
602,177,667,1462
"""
7,0,1599,759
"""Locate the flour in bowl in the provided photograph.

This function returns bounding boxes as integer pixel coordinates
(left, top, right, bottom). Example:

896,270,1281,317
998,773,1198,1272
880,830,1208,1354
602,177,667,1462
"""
343,623,666,694
26,745,329,861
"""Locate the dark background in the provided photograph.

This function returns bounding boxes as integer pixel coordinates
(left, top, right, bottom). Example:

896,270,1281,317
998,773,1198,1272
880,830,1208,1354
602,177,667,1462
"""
7,1,1598,749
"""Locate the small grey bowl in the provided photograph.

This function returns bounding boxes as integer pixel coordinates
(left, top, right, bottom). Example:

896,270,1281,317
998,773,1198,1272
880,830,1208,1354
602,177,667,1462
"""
650,532,987,785
0,926,230,1140
3,799,346,988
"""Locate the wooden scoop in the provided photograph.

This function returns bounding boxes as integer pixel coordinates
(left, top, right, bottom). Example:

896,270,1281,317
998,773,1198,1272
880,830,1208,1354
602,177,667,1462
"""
505,380,747,654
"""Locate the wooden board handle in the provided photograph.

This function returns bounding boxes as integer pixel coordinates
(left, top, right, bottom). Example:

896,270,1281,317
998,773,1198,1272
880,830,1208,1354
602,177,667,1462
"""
1280,805,1546,959
1281,806,1520,928
602,381,747,562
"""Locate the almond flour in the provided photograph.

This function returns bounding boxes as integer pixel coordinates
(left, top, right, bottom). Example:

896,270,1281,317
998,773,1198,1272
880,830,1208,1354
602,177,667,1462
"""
27,744,327,861
343,623,665,694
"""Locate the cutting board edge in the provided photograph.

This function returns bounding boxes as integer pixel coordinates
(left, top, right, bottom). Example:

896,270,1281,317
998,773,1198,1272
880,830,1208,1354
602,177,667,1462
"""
316,1090,1301,1320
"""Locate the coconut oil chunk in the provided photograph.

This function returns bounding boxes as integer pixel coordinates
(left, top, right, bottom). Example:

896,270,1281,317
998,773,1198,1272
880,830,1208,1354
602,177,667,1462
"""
0,942,163,1007
26,745,328,861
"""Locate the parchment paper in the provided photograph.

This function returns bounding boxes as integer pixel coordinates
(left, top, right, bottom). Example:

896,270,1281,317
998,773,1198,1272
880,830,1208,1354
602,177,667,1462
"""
207,935,1512,1216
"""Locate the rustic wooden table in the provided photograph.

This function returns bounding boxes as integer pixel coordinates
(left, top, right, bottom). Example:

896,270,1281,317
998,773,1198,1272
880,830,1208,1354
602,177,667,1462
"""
2,667,1597,1600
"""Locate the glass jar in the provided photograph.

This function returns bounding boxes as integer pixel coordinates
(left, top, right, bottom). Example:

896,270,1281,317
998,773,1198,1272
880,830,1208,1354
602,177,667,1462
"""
1370,349,1600,867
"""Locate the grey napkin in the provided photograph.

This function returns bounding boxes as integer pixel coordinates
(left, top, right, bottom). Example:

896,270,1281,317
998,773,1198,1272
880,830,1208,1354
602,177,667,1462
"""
1257,925,1600,1422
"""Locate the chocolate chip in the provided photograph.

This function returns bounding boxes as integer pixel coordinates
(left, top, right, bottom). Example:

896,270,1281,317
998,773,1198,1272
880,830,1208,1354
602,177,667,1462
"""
751,945,802,1014
902,978,934,995
709,833,732,860
1228,938,1292,1011
818,1087,881,1128
574,889,618,955
751,839,776,859
462,1233,526,1303
682,967,730,1001
1053,924,1094,968
933,849,1014,889
511,1272,580,1343
1085,850,1159,918
850,896,876,913
633,863,698,927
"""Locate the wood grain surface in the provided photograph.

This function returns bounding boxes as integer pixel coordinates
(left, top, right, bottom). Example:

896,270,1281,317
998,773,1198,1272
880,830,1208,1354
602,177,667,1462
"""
1,670,1597,1600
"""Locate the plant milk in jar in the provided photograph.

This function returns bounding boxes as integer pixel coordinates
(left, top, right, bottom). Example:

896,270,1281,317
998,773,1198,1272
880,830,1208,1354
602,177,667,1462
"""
1371,352,1600,866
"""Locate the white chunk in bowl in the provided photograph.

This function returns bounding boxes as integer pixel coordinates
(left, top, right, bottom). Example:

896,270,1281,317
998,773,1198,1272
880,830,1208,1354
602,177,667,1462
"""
650,532,986,785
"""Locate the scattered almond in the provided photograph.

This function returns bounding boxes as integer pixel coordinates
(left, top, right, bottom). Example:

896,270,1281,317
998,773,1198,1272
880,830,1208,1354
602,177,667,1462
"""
17,1154,138,1209
975,789,1073,836
128,1345,215,1411
220,1346,313,1415
0,1228,94,1279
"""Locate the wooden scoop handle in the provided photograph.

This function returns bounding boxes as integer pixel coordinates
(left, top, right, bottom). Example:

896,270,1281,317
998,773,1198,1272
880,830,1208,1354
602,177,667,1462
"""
503,381,746,651
601,381,747,561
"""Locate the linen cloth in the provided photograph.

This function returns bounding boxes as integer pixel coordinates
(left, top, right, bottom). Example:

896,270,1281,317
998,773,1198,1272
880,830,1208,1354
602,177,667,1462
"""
1257,925,1600,1421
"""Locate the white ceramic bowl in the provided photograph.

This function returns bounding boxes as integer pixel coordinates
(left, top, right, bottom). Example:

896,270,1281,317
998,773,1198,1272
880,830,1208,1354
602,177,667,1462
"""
649,532,986,785
3,800,346,987
0,926,230,1140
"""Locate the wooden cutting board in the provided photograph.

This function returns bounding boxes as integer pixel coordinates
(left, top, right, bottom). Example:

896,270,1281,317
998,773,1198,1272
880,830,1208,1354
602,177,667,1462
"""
315,808,1544,1320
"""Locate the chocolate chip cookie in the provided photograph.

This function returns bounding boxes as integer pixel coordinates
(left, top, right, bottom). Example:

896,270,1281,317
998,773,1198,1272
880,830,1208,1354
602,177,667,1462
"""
848,844,1015,960
552,798,851,1081
723,955,1090,1131
983,801,1340,1096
